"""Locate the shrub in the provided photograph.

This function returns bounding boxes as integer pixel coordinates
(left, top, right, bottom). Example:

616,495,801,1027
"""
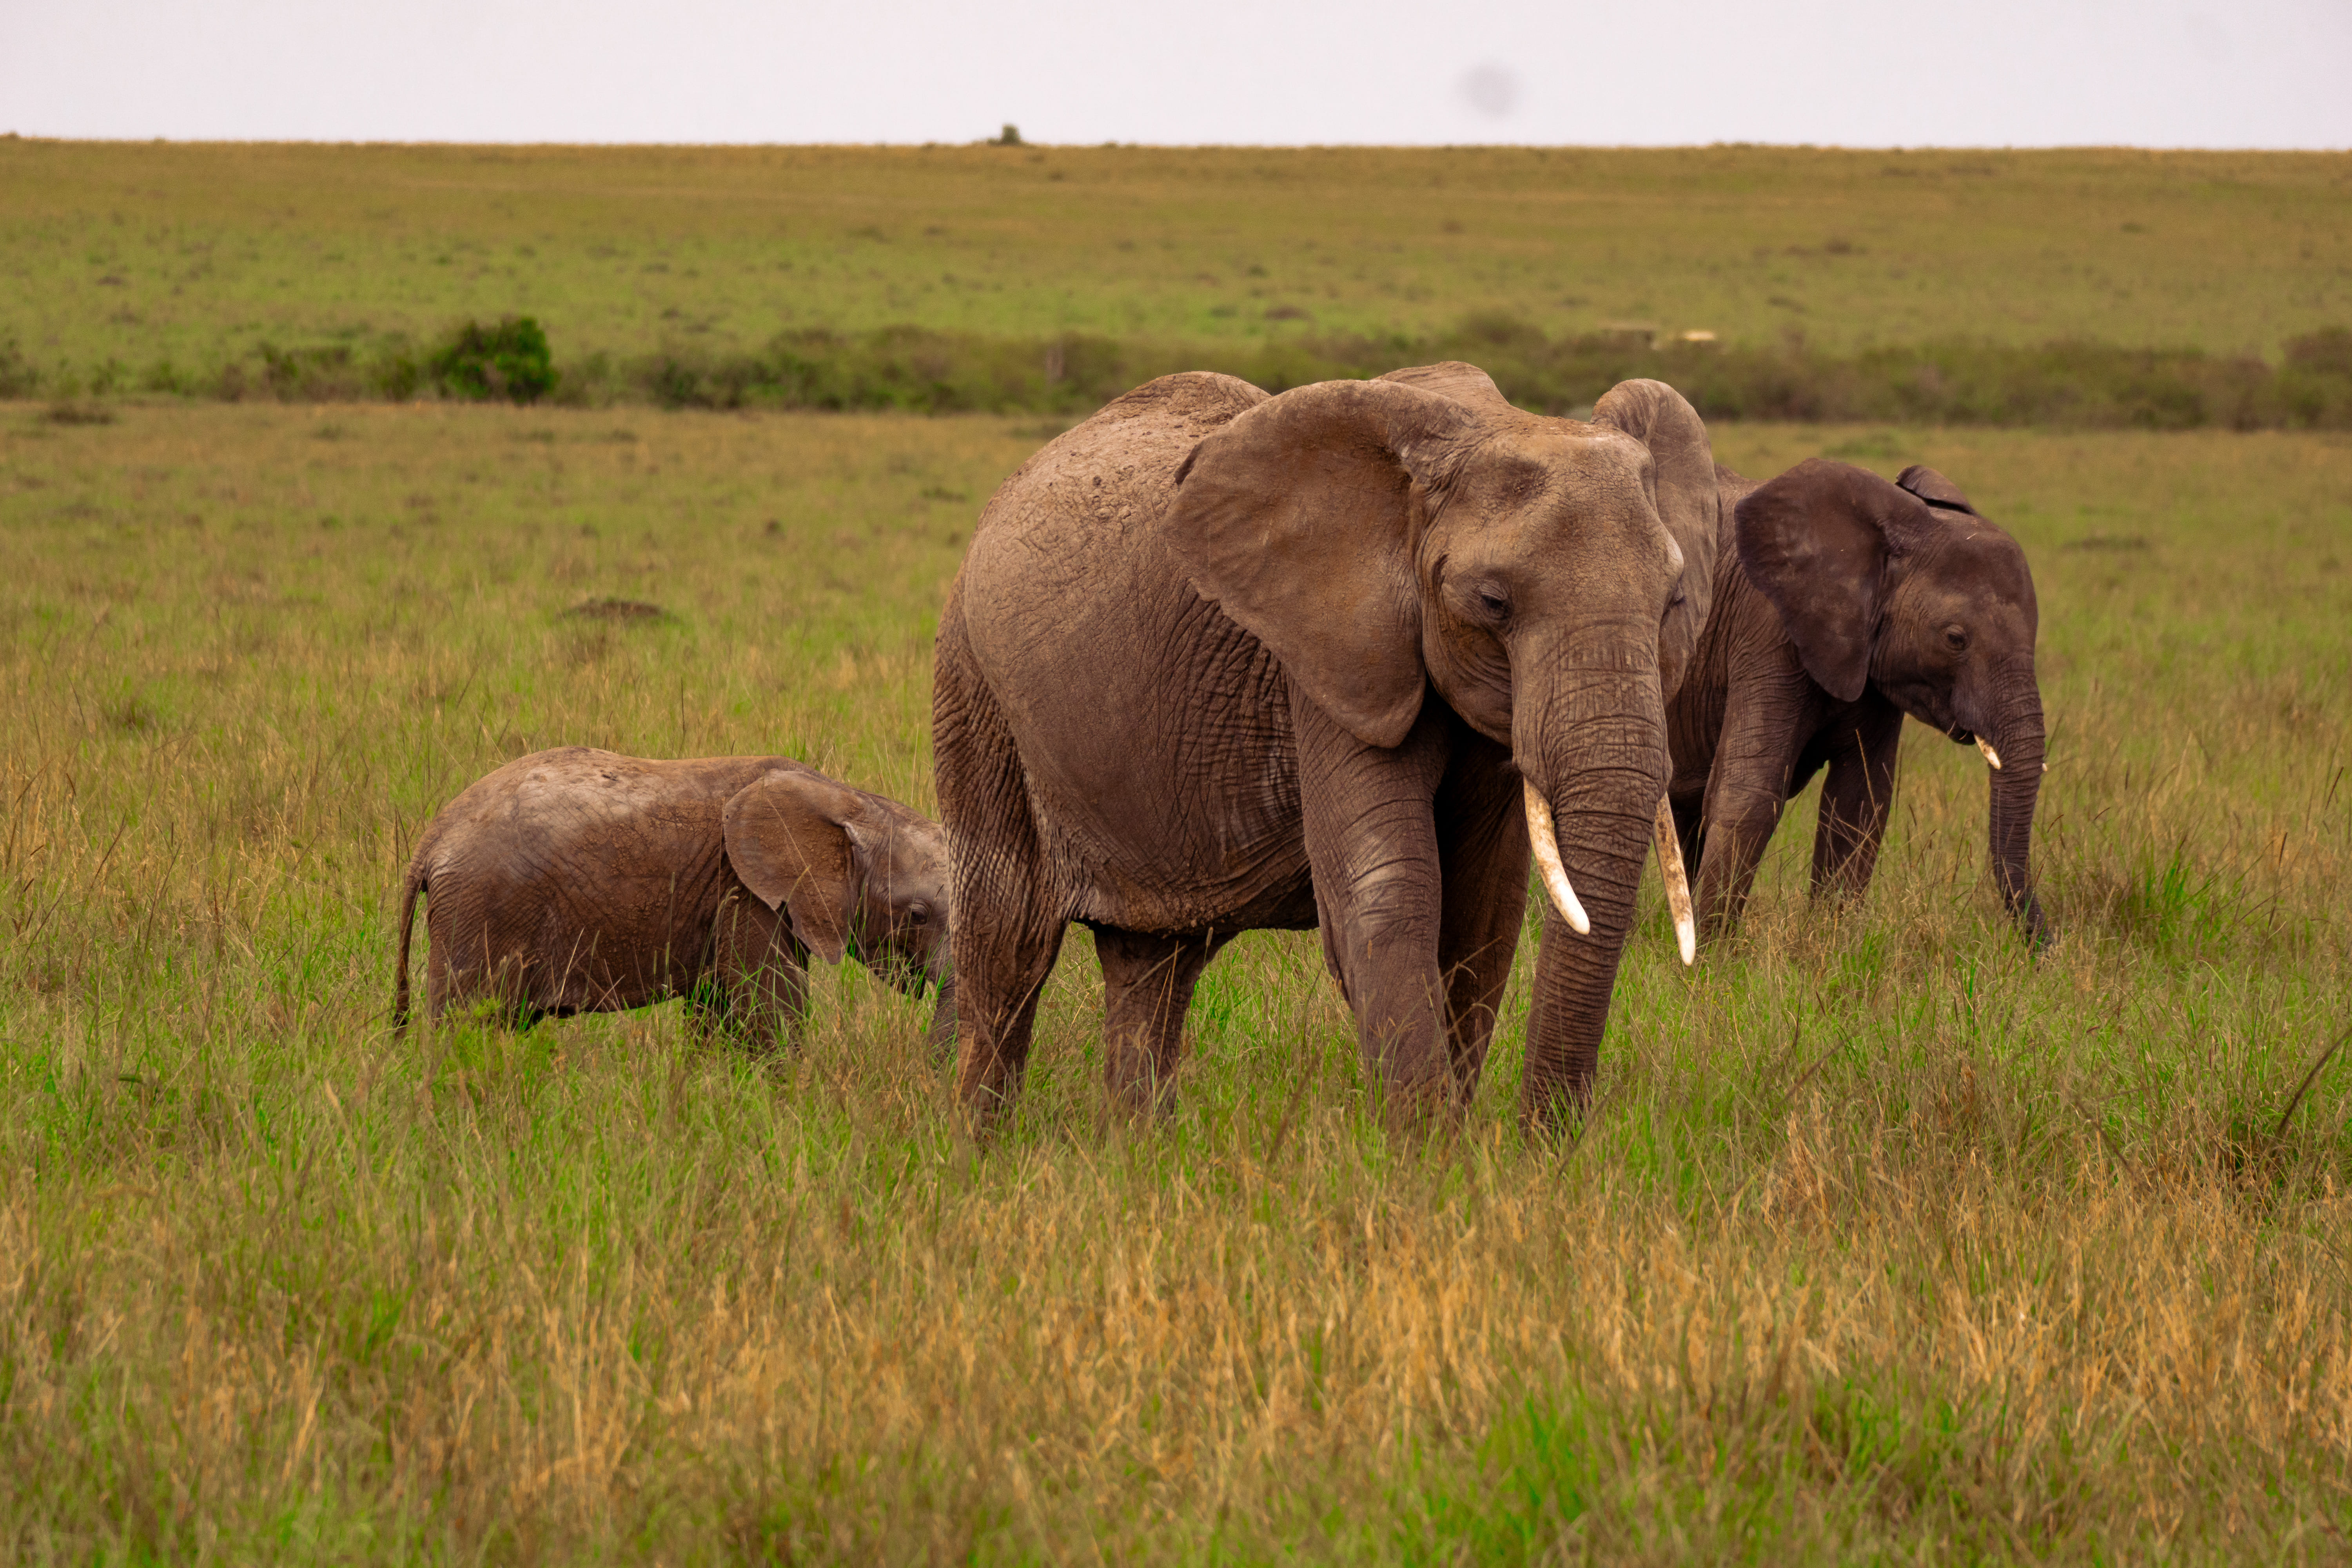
260,342,364,401
428,316,555,404
33,310,2352,428
370,339,424,401
2285,326,2352,377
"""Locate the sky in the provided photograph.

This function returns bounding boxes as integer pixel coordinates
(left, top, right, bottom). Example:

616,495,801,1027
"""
4,0,2348,149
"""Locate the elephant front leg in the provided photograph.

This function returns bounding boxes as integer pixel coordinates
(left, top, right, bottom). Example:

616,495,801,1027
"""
704,895,809,1051
1432,729,1530,1107
1695,655,1818,942
1695,786,1789,942
1295,692,1455,1125
1090,925,1229,1116
1808,693,1903,905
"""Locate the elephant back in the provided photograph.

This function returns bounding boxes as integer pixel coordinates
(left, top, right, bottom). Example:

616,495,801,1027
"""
967,373,1267,549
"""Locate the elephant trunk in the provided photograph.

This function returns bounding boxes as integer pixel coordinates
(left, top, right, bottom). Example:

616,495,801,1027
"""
1985,661,2048,944
1515,652,1670,1127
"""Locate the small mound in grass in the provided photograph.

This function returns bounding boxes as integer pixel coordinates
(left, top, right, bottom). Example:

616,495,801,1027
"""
562,597,672,623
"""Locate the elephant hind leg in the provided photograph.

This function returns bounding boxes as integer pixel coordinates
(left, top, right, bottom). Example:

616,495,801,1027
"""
426,920,538,1029
1090,925,1229,1117
935,616,1069,1132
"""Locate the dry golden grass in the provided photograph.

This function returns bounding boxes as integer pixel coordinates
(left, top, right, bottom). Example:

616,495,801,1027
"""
1,404,2348,1561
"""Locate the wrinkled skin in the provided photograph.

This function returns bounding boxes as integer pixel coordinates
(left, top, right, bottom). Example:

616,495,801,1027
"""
933,365,1718,1132
393,748,954,1048
1666,459,2049,944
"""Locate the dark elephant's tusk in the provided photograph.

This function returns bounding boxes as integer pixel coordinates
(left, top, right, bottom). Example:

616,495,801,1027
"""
1523,780,1591,936
1653,795,1696,965
1976,737,2004,770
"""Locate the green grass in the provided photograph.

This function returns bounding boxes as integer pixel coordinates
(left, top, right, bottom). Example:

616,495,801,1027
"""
7,140,2352,401
2,403,2349,1560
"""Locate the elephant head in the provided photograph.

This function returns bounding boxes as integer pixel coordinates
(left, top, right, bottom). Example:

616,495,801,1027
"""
1160,365,1718,1112
1368,363,1713,959
722,769,957,1047
1735,458,2047,940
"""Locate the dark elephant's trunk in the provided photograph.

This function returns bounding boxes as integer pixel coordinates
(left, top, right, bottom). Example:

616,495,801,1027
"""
1515,648,1670,1127
1985,660,2048,944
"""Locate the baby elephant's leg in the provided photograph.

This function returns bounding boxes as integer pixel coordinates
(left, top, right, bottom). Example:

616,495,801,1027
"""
701,894,809,1051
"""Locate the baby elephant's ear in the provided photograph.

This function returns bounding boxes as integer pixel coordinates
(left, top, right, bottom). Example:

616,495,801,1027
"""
722,770,861,964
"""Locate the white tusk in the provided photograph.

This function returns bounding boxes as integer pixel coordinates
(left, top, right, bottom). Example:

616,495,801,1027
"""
1523,780,1590,936
1653,795,1696,966
1976,737,2003,770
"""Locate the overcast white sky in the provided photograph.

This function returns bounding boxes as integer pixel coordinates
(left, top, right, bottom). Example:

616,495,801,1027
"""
4,0,2348,148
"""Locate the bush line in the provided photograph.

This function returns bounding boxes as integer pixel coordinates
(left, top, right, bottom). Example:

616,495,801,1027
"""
9,315,2352,429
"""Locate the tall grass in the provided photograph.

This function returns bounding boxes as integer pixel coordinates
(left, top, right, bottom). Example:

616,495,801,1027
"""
2,405,2349,1560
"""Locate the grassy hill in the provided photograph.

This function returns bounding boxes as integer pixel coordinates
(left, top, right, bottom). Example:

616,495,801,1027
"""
5,139,2350,413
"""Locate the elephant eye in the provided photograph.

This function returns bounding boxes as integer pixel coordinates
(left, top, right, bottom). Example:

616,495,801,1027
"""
1944,626,1969,652
908,903,931,925
1477,588,1510,619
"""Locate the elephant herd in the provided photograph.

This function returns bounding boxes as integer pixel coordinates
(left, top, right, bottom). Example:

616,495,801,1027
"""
396,363,2047,1136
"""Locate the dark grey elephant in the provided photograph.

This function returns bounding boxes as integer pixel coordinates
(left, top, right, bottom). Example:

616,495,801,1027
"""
393,748,953,1045
1666,459,2048,943
931,363,1717,1132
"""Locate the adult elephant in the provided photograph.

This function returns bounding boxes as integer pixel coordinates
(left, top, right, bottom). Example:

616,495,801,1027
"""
933,363,1717,1132
1666,458,2048,944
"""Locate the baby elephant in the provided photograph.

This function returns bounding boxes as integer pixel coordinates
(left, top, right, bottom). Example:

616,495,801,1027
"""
392,747,952,1049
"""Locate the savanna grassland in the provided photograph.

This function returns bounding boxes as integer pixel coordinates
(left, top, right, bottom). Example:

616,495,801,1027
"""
2,390,2349,1561
6,139,2352,394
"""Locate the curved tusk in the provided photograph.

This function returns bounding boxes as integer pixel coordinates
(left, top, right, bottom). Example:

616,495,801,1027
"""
1653,795,1696,966
1523,780,1590,936
1976,737,2004,770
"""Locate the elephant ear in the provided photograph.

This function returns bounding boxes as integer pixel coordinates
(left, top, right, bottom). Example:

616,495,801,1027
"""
1735,458,1935,703
1377,360,1517,416
1161,377,1479,748
1896,464,1981,515
722,769,868,964
1592,378,1720,699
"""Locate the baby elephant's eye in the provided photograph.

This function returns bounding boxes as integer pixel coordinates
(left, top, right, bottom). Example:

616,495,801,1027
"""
1944,626,1969,652
907,903,931,926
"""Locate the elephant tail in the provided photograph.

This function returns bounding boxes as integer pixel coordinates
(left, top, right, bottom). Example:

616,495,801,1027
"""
392,864,425,1037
